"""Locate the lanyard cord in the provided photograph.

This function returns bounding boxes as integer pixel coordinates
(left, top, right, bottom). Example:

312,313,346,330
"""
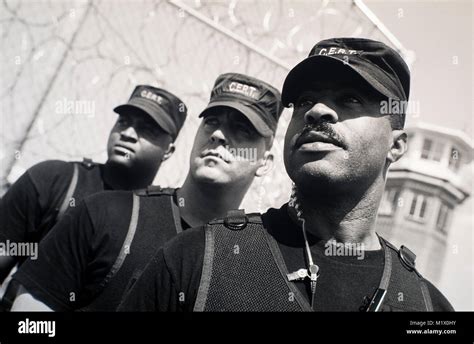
300,219,314,267
301,218,319,309
291,188,320,309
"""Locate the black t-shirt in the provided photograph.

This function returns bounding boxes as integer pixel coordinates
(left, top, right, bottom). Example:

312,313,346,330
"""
12,189,189,311
118,204,454,312
0,159,105,246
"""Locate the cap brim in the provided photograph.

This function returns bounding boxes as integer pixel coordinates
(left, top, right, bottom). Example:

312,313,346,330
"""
282,55,399,107
114,98,175,138
199,101,274,137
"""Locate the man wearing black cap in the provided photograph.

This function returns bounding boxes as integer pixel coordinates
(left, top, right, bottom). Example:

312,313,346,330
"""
118,38,454,312
0,85,186,309
11,72,283,311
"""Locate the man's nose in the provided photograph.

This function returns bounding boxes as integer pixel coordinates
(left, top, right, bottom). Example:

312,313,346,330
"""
304,102,338,125
210,129,228,145
120,126,138,142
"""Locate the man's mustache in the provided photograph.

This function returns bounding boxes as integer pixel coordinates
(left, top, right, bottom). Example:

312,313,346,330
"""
296,122,346,149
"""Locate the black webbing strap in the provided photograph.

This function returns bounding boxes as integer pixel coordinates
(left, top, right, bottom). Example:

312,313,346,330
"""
420,279,434,311
0,279,20,312
365,237,392,312
57,162,79,219
99,193,140,288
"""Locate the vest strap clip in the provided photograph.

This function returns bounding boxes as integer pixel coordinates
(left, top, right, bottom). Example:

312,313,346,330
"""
81,157,95,169
399,245,416,271
145,185,164,196
224,209,248,230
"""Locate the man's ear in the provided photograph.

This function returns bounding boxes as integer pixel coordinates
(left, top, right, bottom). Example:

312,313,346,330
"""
387,130,407,163
162,142,175,162
255,151,274,177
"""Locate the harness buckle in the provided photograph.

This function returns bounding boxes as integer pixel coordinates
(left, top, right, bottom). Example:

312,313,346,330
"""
81,157,95,169
399,245,416,271
224,209,248,230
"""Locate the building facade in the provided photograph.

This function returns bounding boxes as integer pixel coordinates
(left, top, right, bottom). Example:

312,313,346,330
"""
376,123,473,283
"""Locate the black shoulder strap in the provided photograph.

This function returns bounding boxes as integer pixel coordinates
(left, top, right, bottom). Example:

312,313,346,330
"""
99,193,140,289
398,245,433,311
57,162,79,220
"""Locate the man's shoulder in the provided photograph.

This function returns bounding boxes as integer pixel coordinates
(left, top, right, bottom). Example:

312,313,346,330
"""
27,159,103,184
134,186,176,197
162,226,206,257
83,190,134,212
159,206,287,266
198,206,284,229
380,237,455,311
161,208,274,257
422,278,455,311
27,159,72,181
158,226,207,284
79,190,134,227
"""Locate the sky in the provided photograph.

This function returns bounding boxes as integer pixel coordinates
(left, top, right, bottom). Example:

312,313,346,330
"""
366,0,473,310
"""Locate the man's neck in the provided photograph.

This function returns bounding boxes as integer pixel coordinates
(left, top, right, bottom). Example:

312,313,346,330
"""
177,174,249,228
289,178,385,250
103,162,155,191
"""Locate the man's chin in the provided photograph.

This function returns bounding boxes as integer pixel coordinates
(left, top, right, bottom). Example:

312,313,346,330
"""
290,158,338,176
290,162,344,187
107,154,135,168
193,165,231,185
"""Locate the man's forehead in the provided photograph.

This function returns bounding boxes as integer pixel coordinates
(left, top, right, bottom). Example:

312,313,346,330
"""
119,109,148,120
204,107,253,125
118,109,160,126
298,77,378,97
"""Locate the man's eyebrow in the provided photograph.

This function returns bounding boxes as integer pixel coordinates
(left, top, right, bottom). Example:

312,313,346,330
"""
234,118,253,128
234,118,258,133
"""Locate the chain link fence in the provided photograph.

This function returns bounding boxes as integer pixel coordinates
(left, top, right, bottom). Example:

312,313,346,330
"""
0,0,404,212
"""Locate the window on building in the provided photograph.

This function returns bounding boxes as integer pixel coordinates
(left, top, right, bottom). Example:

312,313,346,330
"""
407,192,430,221
448,146,462,172
436,203,452,235
420,138,444,162
420,138,432,159
379,188,401,215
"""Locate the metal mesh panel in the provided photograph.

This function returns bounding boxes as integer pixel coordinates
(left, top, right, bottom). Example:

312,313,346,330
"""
205,222,303,311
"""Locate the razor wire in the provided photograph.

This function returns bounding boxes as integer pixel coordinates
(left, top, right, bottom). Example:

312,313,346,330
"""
0,0,408,212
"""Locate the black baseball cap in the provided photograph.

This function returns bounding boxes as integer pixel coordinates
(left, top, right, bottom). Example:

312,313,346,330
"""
199,73,283,137
282,37,410,107
114,85,187,140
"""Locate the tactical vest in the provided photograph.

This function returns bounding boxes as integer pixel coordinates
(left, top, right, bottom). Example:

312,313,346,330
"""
194,210,434,312
79,185,181,311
